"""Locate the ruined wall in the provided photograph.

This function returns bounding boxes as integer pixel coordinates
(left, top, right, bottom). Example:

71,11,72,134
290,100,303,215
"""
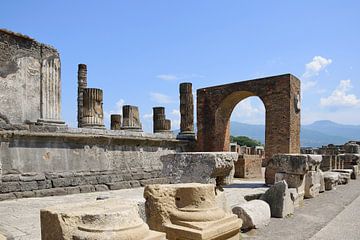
0,127,191,201
0,29,62,124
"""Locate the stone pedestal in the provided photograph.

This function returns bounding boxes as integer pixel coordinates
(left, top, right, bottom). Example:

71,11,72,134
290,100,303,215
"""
153,107,171,133
144,183,242,240
81,88,105,129
40,199,166,240
77,64,87,128
111,114,122,130
275,172,305,207
122,105,142,131
177,83,195,140
304,170,322,198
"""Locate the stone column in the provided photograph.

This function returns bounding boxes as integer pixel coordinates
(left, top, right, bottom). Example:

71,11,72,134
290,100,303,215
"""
37,55,65,125
153,107,171,133
177,82,195,140
110,114,122,130
81,88,105,129
122,105,142,131
77,64,87,128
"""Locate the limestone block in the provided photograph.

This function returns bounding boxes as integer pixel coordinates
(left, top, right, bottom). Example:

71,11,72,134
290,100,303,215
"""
271,154,322,174
161,152,238,186
323,172,339,190
260,180,294,218
275,172,305,204
304,171,321,199
40,198,165,240
144,183,242,239
288,188,304,208
319,170,325,193
232,200,271,230
332,169,351,184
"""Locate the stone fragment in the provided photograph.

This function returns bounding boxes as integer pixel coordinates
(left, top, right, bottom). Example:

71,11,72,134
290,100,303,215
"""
266,154,322,185
351,165,358,179
41,198,165,240
144,183,241,239
234,155,262,178
319,170,325,193
161,152,238,186
275,172,305,205
332,170,351,184
323,172,339,190
304,171,321,199
288,188,303,208
260,180,294,218
232,200,270,230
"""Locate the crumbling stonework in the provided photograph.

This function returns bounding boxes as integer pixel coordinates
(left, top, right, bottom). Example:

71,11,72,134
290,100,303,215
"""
110,114,122,130
41,198,166,240
144,183,242,239
81,88,105,128
122,105,142,131
0,127,190,200
197,74,300,167
161,152,238,186
0,29,63,125
153,107,171,133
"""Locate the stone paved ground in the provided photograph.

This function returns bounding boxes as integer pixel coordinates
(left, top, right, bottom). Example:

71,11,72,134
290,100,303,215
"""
0,180,267,240
1,178,359,240
243,178,360,240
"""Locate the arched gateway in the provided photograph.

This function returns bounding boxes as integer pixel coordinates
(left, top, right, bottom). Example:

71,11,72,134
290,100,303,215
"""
196,74,301,165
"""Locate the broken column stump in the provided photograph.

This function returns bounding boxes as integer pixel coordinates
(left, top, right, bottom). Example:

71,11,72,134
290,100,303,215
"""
161,152,238,186
122,105,142,131
177,82,195,140
144,183,242,240
40,198,165,240
81,88,105,129
232,200,271,230
110,114,122,130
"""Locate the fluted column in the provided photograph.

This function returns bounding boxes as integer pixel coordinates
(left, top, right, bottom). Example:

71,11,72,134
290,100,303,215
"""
122,105,142,131
81,88,105,128
111,114,122,130
153,107,171,133
77,64,87,128
177,82,195,139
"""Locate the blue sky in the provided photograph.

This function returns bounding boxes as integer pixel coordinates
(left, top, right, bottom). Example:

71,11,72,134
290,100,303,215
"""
1,1,359,132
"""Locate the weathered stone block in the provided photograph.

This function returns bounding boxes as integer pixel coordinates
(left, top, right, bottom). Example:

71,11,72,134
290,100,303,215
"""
79,185,95,193
161,152,238,186
304,171,321,199
19,181,38,191
14,191,35,198
232,200,270,230
288,188,304,208
37,180,52,190
34,188,67,197
0,192,16,201
275,172,305,204
332,170,351,184
107,181,131,190
144,183,241,240
323,172,339,190
319,170,325,193
40,199,166,240
260,180,294,218
65,187,81,195
234,154,262,178
0,182,20,193
94,184,109,191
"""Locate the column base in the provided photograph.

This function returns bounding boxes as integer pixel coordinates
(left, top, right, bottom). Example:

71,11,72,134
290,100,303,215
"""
177,132,196,140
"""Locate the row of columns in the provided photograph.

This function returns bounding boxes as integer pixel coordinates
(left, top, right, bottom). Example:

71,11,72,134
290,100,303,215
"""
76,64,195,136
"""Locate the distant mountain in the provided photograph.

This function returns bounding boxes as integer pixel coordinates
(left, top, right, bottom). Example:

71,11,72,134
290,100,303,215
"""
230,120,359,147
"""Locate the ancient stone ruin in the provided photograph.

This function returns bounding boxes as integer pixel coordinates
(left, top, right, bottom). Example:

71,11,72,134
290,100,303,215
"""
1,28,360,240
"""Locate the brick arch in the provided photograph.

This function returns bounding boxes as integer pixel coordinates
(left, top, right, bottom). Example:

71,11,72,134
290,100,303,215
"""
196,74,301,165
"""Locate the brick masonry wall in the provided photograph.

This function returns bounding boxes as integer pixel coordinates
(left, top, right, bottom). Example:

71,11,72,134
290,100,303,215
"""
0,127,191,201
234,155,263,178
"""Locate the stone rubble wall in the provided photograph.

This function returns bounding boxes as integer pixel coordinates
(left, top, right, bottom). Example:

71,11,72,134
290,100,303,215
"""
0,126,192,201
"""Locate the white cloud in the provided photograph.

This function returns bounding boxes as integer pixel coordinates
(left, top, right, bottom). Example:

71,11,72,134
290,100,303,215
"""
231,98,265,124
303,56,332,79
156,73,204,81
171,109,180,116
156,74,179,81
320,80,360,107
150,92,174,104
143,113,153,119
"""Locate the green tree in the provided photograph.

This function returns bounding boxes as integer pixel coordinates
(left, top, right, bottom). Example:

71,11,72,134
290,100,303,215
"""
230,135,262,147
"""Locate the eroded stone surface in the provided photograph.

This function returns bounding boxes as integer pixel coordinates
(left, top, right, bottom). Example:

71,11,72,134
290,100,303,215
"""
41,198,165,240
232,200,270,230
304,171,321,199
161,152,238,186
260,180,294,218
323,172,340,190
144,183,241,239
